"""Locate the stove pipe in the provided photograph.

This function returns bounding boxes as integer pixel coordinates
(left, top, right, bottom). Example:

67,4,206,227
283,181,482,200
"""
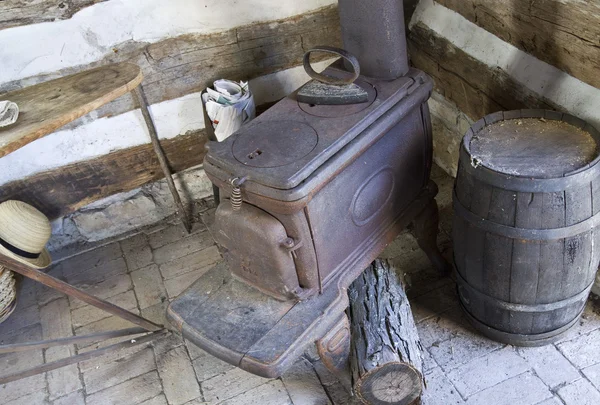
338,0,409,80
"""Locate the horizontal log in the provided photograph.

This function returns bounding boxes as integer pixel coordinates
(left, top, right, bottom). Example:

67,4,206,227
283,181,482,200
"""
436,0,600,89
0,5,342,129
0,131,207,220
408,22,553,121
0,0,106,31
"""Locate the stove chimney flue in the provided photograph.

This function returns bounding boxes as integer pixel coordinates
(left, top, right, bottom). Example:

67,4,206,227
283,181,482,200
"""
338,0,409,80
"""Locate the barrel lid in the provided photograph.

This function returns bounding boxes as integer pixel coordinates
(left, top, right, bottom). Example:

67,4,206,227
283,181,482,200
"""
468,110,600,178
205,67,431,193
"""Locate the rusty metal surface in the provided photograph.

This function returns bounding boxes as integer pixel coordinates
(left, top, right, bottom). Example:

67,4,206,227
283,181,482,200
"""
316,314,352,391
270,210,321,294
213,202,301,300
205,80,433,299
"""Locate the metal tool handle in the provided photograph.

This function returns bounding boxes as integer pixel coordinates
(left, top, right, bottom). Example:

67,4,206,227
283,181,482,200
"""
303,46,361,85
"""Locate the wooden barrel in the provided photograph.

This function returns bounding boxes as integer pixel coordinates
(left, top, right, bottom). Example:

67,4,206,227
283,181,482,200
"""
453,109,600,346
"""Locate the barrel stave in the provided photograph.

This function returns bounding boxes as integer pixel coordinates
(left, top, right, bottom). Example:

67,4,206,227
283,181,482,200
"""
483,188,517,331
563,186,594,300
509,191,543,334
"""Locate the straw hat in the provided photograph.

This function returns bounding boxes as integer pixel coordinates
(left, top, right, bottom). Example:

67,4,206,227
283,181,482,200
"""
0,200,52,269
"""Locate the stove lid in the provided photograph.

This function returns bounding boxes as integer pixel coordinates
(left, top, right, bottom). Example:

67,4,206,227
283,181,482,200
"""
205,67,431,192
231,121,318,168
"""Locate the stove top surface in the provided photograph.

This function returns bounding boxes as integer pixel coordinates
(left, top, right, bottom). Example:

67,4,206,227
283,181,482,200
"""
205,67,430,190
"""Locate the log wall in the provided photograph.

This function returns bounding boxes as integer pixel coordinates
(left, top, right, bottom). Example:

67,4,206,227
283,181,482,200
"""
437,0,600,90
0,1,341,225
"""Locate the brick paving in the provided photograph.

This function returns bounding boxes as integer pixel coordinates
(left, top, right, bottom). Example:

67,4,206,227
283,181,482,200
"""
1,165,600,404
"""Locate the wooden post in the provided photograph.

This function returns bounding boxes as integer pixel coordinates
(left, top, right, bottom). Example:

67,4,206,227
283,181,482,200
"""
348,259,424,405
133,86,192,233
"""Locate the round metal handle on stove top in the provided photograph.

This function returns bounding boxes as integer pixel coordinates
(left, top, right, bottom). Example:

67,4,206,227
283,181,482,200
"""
303,46,360,85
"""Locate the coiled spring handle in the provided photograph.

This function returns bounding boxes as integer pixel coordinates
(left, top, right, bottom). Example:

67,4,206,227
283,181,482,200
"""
229,177,247,211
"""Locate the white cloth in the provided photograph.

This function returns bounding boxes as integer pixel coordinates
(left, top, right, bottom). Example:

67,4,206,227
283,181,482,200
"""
202,80,255,141
0,101,19,128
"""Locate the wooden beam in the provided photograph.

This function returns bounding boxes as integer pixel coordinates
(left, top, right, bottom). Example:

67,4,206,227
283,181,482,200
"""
436,0,600,90
0,131,207,220
0,0,106,31
408,22,553,121
0,5,342,127
0,63,143,158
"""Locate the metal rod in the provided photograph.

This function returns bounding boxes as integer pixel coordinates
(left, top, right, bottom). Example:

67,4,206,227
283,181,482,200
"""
0,255,162,332
0,330,168,385
133,86,192,233
0,327,147,354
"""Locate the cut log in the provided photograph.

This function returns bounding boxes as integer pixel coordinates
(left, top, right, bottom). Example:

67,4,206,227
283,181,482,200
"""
348,259,424,405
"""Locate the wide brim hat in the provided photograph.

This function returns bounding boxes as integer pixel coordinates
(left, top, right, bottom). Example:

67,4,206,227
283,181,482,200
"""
0,200,52,269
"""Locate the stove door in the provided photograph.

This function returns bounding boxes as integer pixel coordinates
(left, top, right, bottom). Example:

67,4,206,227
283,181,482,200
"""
212,202,301,301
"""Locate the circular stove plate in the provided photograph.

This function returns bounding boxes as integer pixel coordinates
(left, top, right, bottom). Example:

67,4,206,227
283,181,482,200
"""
232,121,318,168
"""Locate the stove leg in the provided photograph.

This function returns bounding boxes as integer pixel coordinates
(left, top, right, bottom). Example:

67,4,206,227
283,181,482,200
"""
316,314,353,393
410,198,451,275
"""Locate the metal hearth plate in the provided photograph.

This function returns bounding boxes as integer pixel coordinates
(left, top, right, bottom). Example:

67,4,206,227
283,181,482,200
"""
166,262,348,378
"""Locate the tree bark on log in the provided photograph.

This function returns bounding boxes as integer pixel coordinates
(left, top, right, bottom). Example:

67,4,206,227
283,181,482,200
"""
348,259,424,405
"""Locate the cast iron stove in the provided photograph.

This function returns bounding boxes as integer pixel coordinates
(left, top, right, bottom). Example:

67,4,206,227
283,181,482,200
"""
167,0,448,378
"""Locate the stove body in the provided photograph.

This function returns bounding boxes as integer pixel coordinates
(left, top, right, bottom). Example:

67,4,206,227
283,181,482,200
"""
205,69,433,301
167,0,441,377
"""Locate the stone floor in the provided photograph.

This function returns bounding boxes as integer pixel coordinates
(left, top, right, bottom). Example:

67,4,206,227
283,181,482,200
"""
2,165,600,405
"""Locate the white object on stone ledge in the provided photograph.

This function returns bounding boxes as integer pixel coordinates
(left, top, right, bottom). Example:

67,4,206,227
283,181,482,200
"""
0,101,19,128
